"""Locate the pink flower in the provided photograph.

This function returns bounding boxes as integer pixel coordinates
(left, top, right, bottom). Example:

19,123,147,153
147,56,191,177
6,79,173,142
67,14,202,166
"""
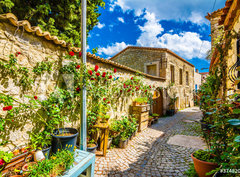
34,96,38,100
108,75,112,79
76,65,80,69
88,70,93,76
69,51,75,56
79,52,82,57
114,68,117,73
94,65,99,72
96,73,100,77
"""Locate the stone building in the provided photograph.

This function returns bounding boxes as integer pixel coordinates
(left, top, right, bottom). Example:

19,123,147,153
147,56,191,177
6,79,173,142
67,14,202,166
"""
194,69,202,92
110,46,195,112
206,0,240,96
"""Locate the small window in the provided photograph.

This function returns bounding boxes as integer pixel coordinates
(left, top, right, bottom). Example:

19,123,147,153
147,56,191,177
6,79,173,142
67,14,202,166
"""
186,71,189,85
147,64,157,76
170,65,175,83
179,69,183,85
195,84,198,91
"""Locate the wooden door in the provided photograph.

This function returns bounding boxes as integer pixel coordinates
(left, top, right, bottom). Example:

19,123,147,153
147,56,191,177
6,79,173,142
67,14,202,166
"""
153,90,163,116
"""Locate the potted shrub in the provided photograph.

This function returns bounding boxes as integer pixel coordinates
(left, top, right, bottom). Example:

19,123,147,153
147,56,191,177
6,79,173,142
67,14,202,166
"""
191,150,219,177
87,139,98,153
119,133,128,149
148,116,153,126
30,130,52,159
152,113,160,123
167,96,177,116
51,128,79,154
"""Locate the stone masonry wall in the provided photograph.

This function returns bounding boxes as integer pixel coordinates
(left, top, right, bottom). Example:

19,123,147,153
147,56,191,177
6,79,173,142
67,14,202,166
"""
0,20,165,150
111,48,195,110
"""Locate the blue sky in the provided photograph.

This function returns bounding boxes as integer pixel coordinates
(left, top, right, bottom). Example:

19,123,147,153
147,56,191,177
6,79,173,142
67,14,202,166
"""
88,0,226,73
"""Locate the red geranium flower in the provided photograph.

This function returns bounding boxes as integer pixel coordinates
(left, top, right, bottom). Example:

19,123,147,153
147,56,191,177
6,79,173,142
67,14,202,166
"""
69,51,74,56
90,78,95,80
114,68,117,73
103,98,106,101
127,89,132,92
132,93,134,96
12,120,14,122
96,73,100,77
108,75,112,79
15,52,21,57
0,159,5,166
145,90,147,93
76,87,81,92
94,65,99,72
123,83,127,88
149,85,152,88
107,101,110,104
79,52,82,57
34,96,38,100
131,77,133,80
3,106,13,111
102,72,106,78
120,90,122,93
88,70,93,75
76,65,80,69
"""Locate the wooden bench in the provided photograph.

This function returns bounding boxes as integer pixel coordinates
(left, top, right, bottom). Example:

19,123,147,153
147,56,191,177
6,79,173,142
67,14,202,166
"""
62,149,95,177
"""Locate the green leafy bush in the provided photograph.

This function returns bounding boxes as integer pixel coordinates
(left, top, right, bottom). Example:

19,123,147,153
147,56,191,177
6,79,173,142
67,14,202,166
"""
193,150,215,163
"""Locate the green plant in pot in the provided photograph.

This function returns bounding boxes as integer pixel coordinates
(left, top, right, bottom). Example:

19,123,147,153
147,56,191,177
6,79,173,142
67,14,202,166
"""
87,139,98,154
119,132,128,149
191,149,218,177
0,151,13,171
30,130,52,159
133,97,148,106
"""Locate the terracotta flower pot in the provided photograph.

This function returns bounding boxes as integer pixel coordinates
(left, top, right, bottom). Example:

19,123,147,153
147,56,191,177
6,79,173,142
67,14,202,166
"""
191,153,219,177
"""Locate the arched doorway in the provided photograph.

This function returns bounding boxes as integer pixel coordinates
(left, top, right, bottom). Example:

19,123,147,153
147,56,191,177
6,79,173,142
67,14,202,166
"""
152,89,163,116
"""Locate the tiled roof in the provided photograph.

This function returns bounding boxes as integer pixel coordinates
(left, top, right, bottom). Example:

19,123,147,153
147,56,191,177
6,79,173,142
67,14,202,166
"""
199,72,209,75
205,8,224,20
0,13,165,81
110,46,195,67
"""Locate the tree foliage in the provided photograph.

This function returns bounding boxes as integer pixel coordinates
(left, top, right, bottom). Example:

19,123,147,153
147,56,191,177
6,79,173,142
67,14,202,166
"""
0,0,105,47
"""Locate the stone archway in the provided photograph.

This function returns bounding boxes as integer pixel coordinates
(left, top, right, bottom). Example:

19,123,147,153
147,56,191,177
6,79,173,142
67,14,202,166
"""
152,89,164,116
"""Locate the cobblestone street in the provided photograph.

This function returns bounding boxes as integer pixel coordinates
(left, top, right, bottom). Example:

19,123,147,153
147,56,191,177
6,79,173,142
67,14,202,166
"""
94,107,203,177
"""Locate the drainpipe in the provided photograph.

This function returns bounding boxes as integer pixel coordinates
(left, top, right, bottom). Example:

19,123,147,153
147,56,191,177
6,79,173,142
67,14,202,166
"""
80,0,87,151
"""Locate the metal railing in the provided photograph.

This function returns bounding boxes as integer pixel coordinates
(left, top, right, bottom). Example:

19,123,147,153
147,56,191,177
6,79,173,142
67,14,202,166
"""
228,60,240,83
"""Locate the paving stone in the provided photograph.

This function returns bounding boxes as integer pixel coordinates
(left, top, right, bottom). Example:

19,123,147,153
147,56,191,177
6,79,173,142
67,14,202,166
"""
94,107,203,176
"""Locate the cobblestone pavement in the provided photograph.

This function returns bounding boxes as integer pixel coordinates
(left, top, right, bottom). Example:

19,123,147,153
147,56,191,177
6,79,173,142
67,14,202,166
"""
94,107,203,177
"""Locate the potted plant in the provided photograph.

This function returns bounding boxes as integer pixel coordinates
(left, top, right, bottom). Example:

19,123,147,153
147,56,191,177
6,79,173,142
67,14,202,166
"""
148,116,153,126
152,113,159,123
119,133,128,149
0,150,13,171
87,139,98,153
30,130,52,159
132,97,148,106
191,150,219,177
167,96,177,116
51,127,79,154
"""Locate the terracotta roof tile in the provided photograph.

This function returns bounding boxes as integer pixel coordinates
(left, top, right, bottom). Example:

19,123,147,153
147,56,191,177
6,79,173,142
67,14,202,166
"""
0,13,166,81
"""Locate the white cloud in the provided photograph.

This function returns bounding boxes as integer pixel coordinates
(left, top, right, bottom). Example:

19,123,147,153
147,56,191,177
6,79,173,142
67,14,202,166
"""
136,11,164,47
98,42,129,56
136,11,211,59
188,12,208,25
118,17,125,23
109,0,225,24
96,22,105,29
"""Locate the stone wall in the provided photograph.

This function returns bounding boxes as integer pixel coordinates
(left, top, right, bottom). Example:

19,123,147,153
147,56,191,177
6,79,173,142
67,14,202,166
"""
0,20,165,150
111,47,195,110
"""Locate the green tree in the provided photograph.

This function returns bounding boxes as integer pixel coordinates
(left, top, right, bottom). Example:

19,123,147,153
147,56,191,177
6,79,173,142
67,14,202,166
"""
0,0,105,47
